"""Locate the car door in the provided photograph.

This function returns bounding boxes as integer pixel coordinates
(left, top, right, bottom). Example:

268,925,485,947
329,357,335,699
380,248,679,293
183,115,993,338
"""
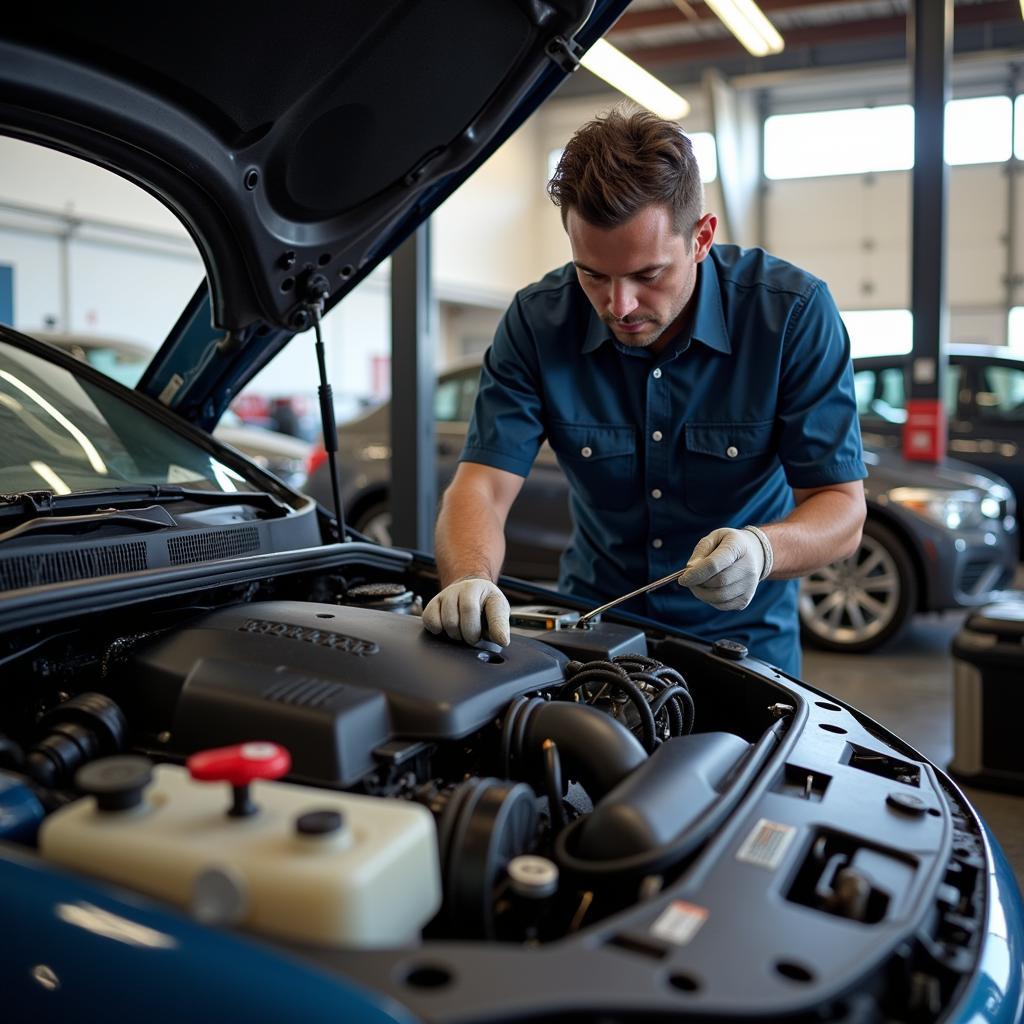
953,357,1024,509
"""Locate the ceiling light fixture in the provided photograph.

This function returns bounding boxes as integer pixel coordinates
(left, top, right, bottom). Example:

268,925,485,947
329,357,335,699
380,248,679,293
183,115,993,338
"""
580,39,691,120
703,0,784,57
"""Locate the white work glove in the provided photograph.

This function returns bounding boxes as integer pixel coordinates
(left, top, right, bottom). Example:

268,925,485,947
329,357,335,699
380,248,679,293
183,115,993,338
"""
422,577,511,647
677,526,774,612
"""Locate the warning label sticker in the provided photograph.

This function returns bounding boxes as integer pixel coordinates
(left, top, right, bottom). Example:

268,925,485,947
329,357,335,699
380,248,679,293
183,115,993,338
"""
735,818,797,870
650,900,709,946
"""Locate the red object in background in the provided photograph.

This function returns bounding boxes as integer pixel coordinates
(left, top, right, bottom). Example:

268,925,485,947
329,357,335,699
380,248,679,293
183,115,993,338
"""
305,445,328,477
902,399,947,462
231,393,270,423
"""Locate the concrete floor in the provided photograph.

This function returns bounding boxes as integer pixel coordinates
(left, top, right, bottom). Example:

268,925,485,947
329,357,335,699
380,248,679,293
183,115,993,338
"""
803,612,1024,893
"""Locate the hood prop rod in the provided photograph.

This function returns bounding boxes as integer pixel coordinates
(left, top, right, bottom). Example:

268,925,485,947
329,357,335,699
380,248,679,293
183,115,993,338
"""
304,276,346,543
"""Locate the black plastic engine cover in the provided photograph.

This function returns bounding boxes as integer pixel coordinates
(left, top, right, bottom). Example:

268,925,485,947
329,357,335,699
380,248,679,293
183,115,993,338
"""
125,601,568,785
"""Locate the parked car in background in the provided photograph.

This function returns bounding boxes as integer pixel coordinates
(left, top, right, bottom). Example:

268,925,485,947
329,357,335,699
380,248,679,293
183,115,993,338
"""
38,333,311,488
306,360,1018,652
855,345,1024,541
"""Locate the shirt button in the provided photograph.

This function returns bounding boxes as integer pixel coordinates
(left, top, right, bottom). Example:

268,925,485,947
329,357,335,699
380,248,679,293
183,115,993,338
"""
652,538,663,549
581,446,593,458
651,488,662,499
726,445,738,458
652,368,662,379
652,430,663,442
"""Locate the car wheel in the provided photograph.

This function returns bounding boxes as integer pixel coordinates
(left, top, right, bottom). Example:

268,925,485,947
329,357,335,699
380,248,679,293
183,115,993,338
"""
354,502,393,546
799,518,917,654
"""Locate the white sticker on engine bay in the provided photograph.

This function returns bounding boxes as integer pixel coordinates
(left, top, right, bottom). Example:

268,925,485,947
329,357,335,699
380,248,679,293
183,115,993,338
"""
650,900,708,946
735,818,797,870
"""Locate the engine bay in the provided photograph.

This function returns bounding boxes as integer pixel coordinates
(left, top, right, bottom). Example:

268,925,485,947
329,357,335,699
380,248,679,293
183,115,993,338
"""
0,548,992,1022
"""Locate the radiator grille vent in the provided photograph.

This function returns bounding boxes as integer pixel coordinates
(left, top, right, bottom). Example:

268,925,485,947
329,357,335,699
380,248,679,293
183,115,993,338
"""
263,675,344,708
167,526,260,565
0,542,148,592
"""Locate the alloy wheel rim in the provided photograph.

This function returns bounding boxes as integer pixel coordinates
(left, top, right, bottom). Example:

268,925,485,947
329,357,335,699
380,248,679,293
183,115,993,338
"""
799,535,901,645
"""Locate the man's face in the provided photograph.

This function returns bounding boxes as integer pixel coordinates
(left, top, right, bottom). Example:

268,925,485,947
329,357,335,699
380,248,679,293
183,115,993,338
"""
566,203,715,354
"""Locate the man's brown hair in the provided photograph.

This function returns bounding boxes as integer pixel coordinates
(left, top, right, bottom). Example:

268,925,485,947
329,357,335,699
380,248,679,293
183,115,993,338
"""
547,105,704,237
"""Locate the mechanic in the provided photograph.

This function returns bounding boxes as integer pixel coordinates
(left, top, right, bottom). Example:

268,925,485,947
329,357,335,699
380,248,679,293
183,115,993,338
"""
423,106,866,675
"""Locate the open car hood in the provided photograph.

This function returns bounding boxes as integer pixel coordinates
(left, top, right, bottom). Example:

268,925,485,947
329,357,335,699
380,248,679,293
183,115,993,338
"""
0,2,626,426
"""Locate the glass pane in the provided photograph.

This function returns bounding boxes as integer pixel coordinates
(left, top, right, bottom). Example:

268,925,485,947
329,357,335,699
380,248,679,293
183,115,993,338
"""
764,106,914,180
0,338,261,495
689,131,718,184
853,370,876,415
1015,96,1024,161
870,367,906,423
434,378,461,421
943,365,960,412
1009,305,1024,352
976,366,1024,419
945,96,1012,166
841,309,913,358
458,373,480,421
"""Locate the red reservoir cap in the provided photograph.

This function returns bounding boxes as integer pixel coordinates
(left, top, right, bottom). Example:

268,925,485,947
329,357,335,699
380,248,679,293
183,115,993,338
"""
187,742,291,785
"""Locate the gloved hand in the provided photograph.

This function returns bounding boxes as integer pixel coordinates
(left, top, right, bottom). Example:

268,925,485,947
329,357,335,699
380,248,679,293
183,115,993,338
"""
422,577,511,647
677,526,774,611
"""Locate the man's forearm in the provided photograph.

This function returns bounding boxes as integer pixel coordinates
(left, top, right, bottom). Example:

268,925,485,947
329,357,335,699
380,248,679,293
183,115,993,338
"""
760,484,865,579
435,486,508,586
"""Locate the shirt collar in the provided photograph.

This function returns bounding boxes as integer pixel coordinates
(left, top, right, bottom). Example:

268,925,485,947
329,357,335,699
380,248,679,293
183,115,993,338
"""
579,251,732,357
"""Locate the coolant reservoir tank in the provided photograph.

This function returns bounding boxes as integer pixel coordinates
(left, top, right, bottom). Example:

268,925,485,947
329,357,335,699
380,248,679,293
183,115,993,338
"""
39,758,441,948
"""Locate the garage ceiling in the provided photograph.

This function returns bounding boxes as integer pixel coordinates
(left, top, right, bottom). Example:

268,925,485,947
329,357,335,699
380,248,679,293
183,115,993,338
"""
560,0,1024,95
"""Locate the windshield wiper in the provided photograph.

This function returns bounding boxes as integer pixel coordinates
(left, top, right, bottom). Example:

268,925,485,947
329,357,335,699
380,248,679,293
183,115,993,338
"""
0,505,178,545
0,485,291,526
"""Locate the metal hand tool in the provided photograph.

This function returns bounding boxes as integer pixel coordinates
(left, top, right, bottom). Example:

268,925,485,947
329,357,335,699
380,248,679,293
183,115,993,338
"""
574,565,690,629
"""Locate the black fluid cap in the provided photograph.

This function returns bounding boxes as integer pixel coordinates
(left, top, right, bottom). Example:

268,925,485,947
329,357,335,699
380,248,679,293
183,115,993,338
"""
713,638,748,661
295,809,345,836
76,756,153,812
886,791,928,816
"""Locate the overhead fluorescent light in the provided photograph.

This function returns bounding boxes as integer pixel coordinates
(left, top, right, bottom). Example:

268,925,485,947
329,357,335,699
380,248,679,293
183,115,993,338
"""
704,0,784,57
580,39,691,120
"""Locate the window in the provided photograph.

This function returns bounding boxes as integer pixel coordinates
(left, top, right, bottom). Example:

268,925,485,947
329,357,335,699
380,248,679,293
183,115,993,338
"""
1009,306,1024,353
765,96,1014,180
689,132,718,184
1015,96,1024,160
434,377,462,422
945,96,1012,166
841,310,913,358
434,369,479,422
765,106,914,180
854,364,961,424
976,365,1024,420
873,366,908,423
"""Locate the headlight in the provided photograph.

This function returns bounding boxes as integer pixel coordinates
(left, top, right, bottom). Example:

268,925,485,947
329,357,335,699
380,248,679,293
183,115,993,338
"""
980,496,1002,520
889,487,985,530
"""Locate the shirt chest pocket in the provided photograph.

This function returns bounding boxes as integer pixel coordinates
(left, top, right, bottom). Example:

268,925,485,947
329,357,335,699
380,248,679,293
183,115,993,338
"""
548,420,637,512
683,420,778,515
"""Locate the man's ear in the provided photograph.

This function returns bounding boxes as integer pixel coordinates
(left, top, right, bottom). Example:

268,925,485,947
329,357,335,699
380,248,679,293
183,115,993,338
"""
693,213,718,262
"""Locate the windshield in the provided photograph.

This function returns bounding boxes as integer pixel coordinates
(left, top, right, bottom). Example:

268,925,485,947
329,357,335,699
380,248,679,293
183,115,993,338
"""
0,337,266,496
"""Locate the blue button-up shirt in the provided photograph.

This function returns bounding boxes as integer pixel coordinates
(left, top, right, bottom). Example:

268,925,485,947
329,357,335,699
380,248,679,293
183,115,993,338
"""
462,244,866,675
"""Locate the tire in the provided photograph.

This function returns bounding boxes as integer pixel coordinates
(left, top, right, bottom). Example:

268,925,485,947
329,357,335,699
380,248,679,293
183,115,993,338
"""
799,517,917,654
353,501,393,546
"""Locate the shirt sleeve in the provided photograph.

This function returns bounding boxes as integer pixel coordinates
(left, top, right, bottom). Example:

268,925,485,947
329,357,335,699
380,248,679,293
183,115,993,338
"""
461,292,546,478
777,281,867,489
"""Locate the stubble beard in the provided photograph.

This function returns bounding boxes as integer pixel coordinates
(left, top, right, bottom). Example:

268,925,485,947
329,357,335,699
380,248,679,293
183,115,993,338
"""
605,292,688,351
